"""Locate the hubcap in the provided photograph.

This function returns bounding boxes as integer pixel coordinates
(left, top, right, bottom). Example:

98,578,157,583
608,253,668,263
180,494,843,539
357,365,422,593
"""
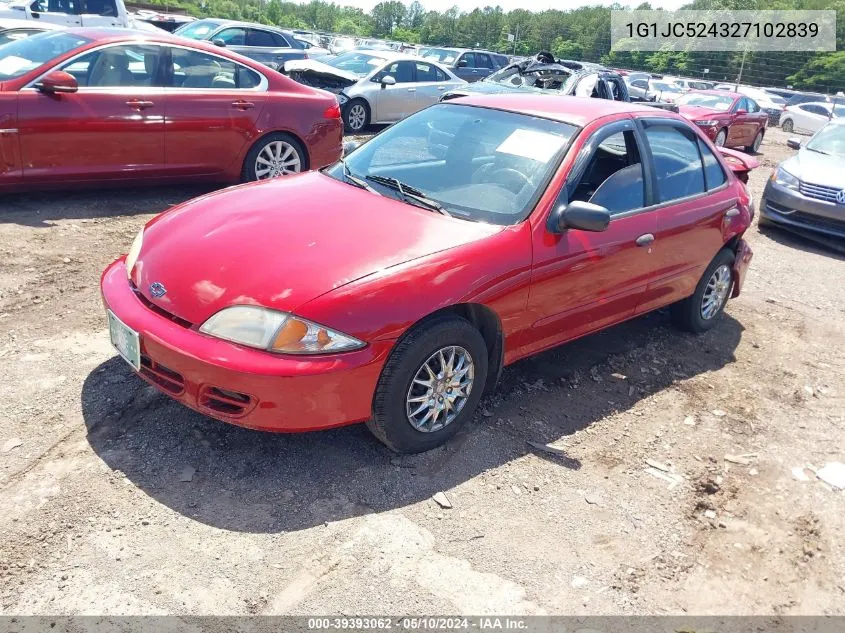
406,346,474,433
348,104,366,131
715,131,726,147
255,141,301,180
701,264,732,320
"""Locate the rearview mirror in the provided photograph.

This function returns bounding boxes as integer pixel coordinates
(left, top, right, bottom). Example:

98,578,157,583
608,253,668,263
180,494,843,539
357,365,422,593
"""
548,201,611,234
34,70,78,94
342,140,359,157
212,38,226,47
787,137,802,150
380,75,396,87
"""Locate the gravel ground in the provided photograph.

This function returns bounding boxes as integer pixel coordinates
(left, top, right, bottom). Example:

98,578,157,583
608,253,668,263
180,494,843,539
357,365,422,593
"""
0,125,843,616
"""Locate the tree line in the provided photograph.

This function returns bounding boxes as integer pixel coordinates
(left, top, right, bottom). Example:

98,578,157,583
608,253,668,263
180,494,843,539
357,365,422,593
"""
151,0,845,93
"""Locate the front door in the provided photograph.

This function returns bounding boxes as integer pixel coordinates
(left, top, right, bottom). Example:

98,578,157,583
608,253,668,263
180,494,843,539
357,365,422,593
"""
27,0,81,25
163,45,267,176
523,119,659,357
370,60,417,123
454,52,482,82
17,43,166,183
0,93,21,187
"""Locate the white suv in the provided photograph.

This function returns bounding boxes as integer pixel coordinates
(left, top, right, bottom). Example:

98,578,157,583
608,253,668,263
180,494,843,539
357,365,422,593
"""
0,0,129,28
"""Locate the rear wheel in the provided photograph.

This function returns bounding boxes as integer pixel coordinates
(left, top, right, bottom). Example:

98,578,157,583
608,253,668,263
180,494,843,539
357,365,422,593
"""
672,249,735,333
242,133,306,182
714,128,728,147
746,130,763,153
782,118,794,133
367,316,488,454
343,99,370,133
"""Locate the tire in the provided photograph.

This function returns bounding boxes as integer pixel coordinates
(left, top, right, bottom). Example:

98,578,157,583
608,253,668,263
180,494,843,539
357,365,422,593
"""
714,129,727,147
367,316,489,454
746,130,763,154
242,133,306,182
343,99,370,134
671,248,736,334
781,118,794,133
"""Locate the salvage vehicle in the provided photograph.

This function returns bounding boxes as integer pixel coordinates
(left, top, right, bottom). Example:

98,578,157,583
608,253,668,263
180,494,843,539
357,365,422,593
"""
173,18,307,70
0,29,342,192
418,47,509,82
101,95,755,453
283,51,464,132
759,120,845,246
780,101,843,134
0,16,60,45
676,90,768,152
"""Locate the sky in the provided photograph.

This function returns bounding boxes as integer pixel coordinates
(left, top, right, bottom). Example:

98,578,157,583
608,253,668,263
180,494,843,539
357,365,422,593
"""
330,0,690,13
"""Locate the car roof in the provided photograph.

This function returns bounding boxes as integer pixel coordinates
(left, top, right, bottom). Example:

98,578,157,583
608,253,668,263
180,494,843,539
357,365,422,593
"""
451,94,667,127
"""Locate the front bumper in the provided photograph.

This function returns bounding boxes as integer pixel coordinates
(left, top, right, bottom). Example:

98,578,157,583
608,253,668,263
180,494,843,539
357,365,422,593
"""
100,259,392,433
759,179,845,240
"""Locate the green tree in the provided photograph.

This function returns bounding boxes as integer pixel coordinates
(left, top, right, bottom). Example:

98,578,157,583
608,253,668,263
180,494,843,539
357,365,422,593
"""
371,0,406,36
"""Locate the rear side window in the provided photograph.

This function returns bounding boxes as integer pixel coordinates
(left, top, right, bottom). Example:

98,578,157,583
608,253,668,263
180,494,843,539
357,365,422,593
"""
698,139,726,190
169,47,262,89
643,123,706,203
247,29,286,47
415,62,438,82
215,28,246,46
476,54,493,69
81,0,116,15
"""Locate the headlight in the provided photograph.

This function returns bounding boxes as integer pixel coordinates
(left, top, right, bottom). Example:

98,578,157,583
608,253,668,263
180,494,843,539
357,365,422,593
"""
337,93,349,105
199,306,365,355
125,229,143,279
773,166,799,190
695,120,719,127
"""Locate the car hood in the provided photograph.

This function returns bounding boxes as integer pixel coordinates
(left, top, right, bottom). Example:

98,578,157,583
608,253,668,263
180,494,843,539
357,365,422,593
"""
283,58,360,93
677,105,725,120
133,172,502,326
782,149,843,186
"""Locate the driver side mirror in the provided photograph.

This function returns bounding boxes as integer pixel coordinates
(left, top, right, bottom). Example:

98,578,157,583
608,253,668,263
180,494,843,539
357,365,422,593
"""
380,75,396,88
212,38,226,47
457,59,468,68
34,70,78,94
787,137,802,150
548,201,611,234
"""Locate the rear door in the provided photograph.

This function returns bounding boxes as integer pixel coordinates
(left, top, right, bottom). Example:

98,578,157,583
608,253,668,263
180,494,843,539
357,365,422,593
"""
17,42,167,183
163,45,267,176
370,60,417,123
412,61,451,108
27,0,81,25
78,0,120,26
635,119,733,313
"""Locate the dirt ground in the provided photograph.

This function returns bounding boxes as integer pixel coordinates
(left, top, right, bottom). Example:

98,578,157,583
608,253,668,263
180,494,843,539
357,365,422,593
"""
0,125,843,616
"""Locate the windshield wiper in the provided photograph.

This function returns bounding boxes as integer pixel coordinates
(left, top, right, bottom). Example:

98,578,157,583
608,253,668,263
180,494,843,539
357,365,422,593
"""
340,160,380,194
365,175,452,217
806,146,829,155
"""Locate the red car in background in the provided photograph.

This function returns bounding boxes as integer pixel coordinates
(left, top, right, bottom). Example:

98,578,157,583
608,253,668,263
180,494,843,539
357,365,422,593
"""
676,90,768,153
0,29,342,192
102,95,755,454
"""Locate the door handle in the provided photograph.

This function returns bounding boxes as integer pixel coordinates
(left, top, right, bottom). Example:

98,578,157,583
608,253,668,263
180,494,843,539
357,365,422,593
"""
635,233,655,247
407,88,416,92
126,100,154,110
231,100,255,110
437,86,445,90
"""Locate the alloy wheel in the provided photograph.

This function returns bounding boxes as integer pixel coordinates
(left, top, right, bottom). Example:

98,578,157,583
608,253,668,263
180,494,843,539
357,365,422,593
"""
254,141,302,180
347,104,367,131
700,264,732,320
406,346,474,433
714,130,727,147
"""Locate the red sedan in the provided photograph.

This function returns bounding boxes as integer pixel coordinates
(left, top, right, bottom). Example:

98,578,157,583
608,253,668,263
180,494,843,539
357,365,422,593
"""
0,29,342,192
101,95,755,453
676,90,768,152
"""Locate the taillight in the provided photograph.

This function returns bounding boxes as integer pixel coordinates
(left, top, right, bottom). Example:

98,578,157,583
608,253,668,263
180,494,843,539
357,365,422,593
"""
323,103,341,119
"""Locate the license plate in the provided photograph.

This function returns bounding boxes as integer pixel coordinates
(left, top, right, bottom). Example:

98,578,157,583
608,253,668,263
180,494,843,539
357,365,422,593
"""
107,310,140,371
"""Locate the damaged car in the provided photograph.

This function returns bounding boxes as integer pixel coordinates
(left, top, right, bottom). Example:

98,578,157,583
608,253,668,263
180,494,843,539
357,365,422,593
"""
440,53,677,112
284,51,464,133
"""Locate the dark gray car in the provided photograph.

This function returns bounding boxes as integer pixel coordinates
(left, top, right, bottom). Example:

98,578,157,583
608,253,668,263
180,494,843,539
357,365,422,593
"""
419,47,508,82
760,120,845,245
174,18,306,70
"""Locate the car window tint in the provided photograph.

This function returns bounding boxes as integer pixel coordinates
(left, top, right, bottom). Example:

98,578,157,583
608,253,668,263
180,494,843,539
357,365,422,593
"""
415,62,438,82
169,47,262,89
247,29,282,47
81,0,115,15
698,139,726,190
32,0,76,13
476,54,493,69
434,66,448,81
382,60,414,83
644,124,706,203
746,98,760,113
216,28,246,46
62,44,164,87
461,52,475,67
570,130,645,215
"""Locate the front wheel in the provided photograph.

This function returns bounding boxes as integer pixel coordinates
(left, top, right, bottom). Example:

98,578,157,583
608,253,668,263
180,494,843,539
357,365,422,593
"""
242,133,306,182
714,129,727,147
672,249,735,333
343,99,370,133
782,118,794,133
367,316,488,454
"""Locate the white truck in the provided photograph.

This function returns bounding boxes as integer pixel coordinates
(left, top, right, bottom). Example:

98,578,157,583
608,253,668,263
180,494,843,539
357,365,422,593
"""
0,0,130,28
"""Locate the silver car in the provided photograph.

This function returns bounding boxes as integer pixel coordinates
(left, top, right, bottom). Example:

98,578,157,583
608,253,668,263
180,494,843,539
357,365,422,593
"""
760,119,845,244
284,50,465,133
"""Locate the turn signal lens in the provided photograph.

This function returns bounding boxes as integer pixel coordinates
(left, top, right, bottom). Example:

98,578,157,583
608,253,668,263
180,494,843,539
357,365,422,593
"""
269,315,364,354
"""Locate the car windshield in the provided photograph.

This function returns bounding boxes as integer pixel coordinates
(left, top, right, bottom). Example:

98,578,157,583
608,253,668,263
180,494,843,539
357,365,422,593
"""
677,93,734,111
651,82,678,92
174,20,220,39
422,47,458,64
324,51,386,76
326,103,577,225
806,123,845,157
0,31,90,80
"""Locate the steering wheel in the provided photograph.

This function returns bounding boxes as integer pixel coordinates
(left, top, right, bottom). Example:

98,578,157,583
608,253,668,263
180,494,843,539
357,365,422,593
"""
484,167,532,194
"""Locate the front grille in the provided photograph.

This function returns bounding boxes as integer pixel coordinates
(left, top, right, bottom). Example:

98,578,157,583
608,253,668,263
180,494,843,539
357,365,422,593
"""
130,282,192,329
799,181,842,203
790,211,845,233
140,355,185,395
199,386,254,417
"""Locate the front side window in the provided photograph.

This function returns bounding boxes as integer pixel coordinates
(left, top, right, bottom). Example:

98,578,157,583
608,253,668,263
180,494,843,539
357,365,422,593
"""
378,61,414,83
215,28,246,46
569,130,645,215
459,53,475,68
0,31,90,80
61,44,164,87
169,47,262,89
31,0,76,14
326,103,577,225
643,123,706,203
